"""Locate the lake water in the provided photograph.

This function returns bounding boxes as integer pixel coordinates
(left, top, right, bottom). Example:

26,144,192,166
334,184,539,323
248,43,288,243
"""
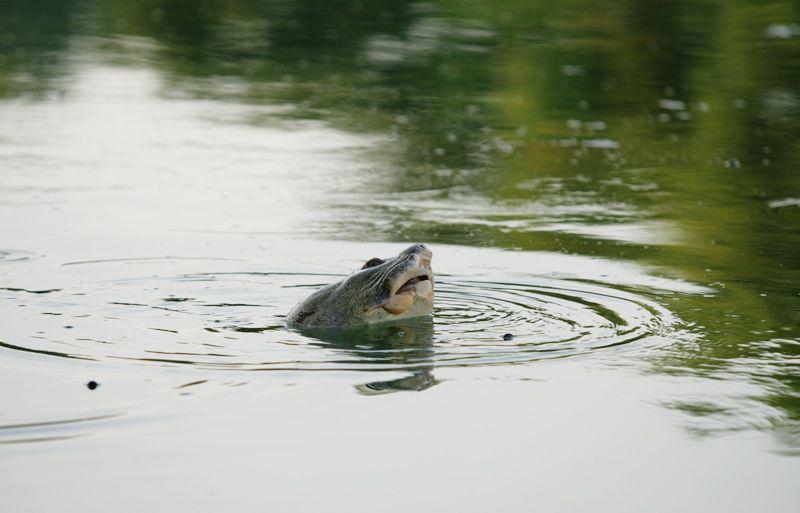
1,1,799,511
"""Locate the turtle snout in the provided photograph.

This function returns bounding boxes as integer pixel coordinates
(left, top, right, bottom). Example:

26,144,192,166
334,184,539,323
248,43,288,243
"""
402,243,431,257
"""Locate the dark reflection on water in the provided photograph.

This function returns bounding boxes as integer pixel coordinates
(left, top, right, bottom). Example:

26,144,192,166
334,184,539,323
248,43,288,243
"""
1,0,799,449
295,318,438,394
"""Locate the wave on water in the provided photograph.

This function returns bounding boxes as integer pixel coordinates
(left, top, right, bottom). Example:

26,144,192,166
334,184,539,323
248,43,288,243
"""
0,269,681,372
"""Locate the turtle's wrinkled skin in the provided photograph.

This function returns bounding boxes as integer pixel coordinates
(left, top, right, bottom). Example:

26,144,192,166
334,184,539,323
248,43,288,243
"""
287,244,434,326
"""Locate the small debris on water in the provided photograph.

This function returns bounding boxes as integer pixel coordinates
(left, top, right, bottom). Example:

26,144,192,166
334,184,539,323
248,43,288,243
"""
502,333,514,341
86,380,99,390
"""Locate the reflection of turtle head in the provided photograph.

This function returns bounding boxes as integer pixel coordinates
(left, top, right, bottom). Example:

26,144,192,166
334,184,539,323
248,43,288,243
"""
293,317,438,394
287,244,434,326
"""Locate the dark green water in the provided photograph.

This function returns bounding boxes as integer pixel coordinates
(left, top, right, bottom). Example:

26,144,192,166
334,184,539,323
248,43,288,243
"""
1,1,799,511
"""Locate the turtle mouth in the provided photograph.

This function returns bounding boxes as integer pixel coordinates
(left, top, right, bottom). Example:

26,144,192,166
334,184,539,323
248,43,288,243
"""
395,274,431,295
379,269,434,315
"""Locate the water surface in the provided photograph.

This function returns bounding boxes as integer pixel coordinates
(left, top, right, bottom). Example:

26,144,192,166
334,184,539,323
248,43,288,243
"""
1,1,799,511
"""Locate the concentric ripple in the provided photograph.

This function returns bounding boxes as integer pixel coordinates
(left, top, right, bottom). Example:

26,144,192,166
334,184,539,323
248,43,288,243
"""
431,278,673,360
0,268,678,372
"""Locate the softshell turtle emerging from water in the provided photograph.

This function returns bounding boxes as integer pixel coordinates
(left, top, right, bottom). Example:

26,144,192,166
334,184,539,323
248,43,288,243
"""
287,243,434,326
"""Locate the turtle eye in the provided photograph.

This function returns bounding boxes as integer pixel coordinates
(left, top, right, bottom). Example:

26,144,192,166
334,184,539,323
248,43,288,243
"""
362,257,384,269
